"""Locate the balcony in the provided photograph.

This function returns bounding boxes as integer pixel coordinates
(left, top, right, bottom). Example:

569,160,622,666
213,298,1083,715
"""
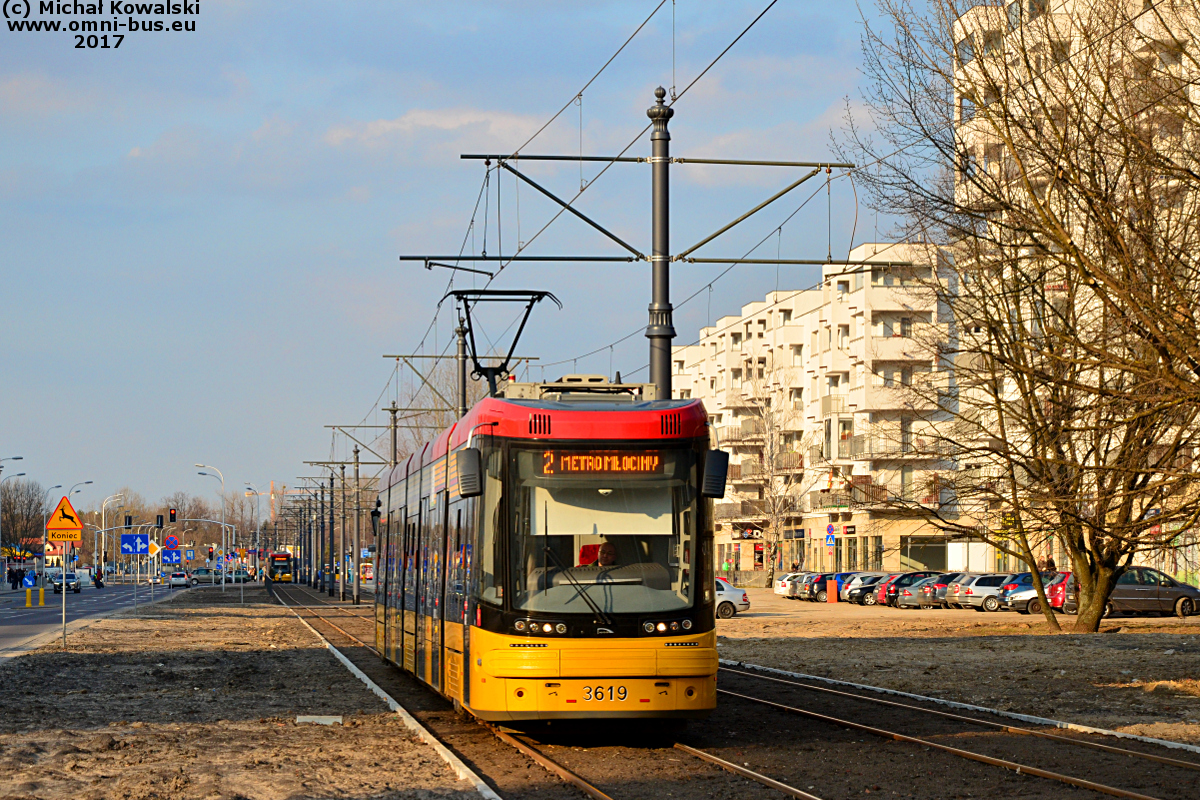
714,497,803,520
809,491,853,511
849,435,948,460
726,463,742,482
774,451,803,472
868,334,932,363
821,395,848,416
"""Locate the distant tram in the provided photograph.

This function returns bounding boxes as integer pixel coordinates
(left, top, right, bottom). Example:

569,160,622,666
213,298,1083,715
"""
374,376,727,721
268,553,294,583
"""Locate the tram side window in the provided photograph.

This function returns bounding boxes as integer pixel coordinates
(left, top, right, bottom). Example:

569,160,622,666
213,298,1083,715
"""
479,448,505,606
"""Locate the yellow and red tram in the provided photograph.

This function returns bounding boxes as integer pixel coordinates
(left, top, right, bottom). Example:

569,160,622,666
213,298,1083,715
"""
374,377,727,721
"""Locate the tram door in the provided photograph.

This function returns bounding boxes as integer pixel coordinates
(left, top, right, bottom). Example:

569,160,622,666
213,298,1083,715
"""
415,495,429,682
379,509,391,659
428,495,445,693
403,512,418,674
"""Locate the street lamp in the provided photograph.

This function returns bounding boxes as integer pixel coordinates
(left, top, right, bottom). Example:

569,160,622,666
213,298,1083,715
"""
196,464,226,591
0,455,24,478
99,493,124,576
245,483,263,578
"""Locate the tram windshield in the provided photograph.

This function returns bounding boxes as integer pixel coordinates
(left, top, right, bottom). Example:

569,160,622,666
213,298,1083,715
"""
506,445,697,615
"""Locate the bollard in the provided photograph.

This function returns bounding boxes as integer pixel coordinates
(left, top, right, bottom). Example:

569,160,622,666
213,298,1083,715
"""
26,588,32,608
826,579,838,602
39,587,45,606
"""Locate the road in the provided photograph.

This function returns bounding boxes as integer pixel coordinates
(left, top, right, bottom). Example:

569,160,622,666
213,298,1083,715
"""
0,582,184,656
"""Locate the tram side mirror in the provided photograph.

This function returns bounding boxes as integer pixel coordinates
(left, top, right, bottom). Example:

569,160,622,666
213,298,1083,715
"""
458,447,484,498
370,499,381,538
700,450,729,499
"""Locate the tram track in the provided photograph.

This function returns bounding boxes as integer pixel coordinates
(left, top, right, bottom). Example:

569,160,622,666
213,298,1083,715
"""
272,583,1200,799
272,584,829,800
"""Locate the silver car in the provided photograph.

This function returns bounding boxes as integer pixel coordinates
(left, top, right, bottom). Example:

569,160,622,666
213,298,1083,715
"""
964,573,1015,612
944,573,984,609
716,578,751,618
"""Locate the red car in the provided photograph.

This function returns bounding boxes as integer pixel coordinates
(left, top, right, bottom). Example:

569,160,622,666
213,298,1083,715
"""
1048,571,1072,610
874,574,901,605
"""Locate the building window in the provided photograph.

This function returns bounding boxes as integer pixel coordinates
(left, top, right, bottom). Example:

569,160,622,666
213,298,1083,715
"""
900,465,914,501
674,360,684,374
1007,0,1020,29
837,324,850,350
836,280,849,296
731,368,742,388
900,418,913,453
790,388,803,410
780,309,793,324
956,34,975,66
791,344,803,366
679,389,691,399
1051,40,1070,65
900,317,913,337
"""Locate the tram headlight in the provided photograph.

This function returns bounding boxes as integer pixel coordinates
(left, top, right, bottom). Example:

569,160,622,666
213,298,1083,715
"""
682,619,693,630
555,623,567,634
670,621,680,631
656,622,667,632
643,622,655,633
542,623,554,634
515,620,527,632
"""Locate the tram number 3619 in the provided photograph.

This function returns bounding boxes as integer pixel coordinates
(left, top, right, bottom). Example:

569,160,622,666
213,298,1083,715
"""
583,686,628,701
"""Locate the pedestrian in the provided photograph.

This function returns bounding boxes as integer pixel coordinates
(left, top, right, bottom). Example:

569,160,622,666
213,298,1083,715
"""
1045,556,1057,572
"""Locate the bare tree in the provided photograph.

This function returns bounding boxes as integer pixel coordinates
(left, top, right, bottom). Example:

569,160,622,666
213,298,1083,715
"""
840,0,1200,631
1,479,48,561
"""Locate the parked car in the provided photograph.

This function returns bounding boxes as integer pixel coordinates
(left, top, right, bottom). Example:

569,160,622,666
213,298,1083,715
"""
897,576,937,609
51,572,81,594
805,573,838,602
925,572,967,608
229,570,251,584
963,574,1015,612
874,574,903,605
841,573,886,602
168,572,190,588
775,573,803,597
787,573,814,598
715,578,751,618
832,572,862,594
1063,567,1200,617
795,573,821,599
884,571,939,607
1048,572,1072,610
997,572,1063,613
944,573,984,609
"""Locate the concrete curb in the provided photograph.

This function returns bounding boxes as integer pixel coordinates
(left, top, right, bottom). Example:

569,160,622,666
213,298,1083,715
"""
720,658,1200,755
280,601,502,800
0,587,181,663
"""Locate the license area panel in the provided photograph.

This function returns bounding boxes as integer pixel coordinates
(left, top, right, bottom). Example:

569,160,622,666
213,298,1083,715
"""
536,678,676,713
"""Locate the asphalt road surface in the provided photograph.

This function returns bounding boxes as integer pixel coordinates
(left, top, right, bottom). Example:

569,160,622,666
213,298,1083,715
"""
0,582,185,656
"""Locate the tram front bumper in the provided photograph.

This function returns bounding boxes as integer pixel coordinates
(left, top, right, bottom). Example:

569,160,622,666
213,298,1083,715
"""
471,676,716,721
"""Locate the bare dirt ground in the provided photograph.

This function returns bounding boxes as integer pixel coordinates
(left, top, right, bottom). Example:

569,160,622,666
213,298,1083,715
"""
0,586,475,800
718,588,1200,746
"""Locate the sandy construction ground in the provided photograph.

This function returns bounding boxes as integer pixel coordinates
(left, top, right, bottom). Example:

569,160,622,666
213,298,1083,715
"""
718,588,1200,745
0,586,474,800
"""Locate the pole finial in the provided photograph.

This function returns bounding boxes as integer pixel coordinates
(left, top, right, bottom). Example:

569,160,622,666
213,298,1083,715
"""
647,86,674,133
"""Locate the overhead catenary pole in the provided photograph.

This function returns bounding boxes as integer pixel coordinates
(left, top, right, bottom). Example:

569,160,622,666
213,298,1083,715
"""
646,87,675,401
353,446,361,606
340,465,347,601
318,483,326,592
328,472,335,598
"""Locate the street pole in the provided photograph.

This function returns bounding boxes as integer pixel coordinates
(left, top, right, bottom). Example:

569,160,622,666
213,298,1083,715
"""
340,465,347,601
353,446,361,606
328,472,335,598
318,483,326,592
646,86,675,401
457,318,468,417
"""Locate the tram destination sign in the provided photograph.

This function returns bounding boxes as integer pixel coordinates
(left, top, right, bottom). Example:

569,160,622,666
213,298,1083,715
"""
542,450,663,476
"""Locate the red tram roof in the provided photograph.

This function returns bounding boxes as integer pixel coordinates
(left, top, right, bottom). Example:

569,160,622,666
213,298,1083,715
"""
383,397,709,485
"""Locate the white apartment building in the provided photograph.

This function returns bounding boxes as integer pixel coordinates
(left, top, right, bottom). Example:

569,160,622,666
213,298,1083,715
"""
674,243,1000,581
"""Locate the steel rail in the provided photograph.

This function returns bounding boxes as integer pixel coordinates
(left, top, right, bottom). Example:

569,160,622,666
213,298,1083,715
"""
719,688,1164,800
489,728,615,800
275,588,379,655
721,666,1200,773
673,743,823,800
281,590,374,618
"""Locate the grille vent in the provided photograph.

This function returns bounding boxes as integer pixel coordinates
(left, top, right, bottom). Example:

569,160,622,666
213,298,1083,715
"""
529,413,552,435
661,413,681,436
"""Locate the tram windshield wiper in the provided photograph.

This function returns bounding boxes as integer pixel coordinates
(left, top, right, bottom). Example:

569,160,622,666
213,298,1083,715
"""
540,507,611,626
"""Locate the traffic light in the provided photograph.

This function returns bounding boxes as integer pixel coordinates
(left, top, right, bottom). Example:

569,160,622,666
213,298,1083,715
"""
124,515,132,529
208,547,214,559
156,514,163,529
169,508,177,523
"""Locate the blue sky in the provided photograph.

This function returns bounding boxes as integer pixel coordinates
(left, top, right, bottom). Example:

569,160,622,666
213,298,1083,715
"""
1,0,873,504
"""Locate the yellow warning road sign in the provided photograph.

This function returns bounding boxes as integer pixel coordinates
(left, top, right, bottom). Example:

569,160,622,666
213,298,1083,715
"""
46,496,82,542
148,541,161,557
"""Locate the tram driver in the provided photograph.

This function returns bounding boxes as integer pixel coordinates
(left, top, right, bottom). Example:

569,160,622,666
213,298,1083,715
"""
596,541,618,567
